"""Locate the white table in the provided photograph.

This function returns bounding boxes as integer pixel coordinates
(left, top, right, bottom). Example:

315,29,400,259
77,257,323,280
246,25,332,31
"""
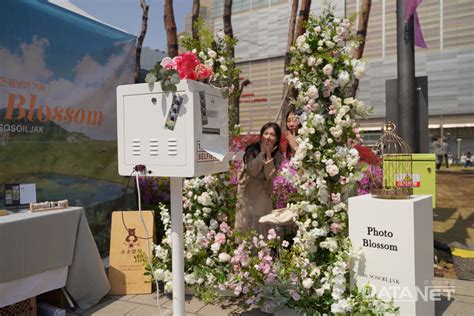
0,207,110,309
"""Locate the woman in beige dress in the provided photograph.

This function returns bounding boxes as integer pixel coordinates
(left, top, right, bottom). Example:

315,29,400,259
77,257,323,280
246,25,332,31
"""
235,122,282,236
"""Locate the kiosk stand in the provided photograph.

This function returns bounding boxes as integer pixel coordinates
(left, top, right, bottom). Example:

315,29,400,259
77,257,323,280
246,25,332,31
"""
117,80,231,315
348,195,434,315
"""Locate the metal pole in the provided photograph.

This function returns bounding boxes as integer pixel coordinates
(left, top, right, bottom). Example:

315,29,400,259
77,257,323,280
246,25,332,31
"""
457,138,462,161
397,0,417,151
170,177,184,316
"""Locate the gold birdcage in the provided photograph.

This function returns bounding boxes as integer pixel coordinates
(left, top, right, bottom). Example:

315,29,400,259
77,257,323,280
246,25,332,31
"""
371,122,413,199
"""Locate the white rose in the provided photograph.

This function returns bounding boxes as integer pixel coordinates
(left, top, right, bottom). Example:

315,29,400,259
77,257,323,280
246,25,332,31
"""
220,64,228,72
325,41,335,48
330,126,343,138
325,209,334,217
326,164,340,177
209,219,218,230
323,64,333,76
306,85,319,99
316,288,324,296
154,268,165,281
218,252,231,262
203,59,213,68
206,258,213,265
208,49,217,59
198,192,212,206
211,242,221,253
296,35,306,47
302,278,314,289
354,65,365,79
338,71,350,87
307,56,316,67
219,57,226,64
198,51,206,59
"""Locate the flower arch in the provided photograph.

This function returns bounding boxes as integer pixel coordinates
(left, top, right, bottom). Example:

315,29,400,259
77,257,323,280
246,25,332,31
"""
148,8,398,315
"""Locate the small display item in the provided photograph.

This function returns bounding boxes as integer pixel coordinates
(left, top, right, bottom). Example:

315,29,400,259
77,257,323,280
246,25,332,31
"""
165,94,184,130
29,199,69,212
198,91,208,126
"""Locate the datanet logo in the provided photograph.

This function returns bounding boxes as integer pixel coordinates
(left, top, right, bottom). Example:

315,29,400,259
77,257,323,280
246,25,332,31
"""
360,283,455,302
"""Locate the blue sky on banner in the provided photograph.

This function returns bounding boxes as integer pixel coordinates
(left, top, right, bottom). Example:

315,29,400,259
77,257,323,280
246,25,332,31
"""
0,0,137,140
0,0,136,81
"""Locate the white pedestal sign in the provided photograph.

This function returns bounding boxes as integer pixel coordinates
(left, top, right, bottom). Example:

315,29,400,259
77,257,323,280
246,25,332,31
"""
348,195,434,315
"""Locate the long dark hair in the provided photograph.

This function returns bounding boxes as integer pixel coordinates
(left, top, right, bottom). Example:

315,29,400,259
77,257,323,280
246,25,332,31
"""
285,109,302,156
244,122,281,163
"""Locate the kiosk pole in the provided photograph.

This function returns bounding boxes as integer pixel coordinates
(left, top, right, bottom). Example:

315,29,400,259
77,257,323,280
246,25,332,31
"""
170,177,185,315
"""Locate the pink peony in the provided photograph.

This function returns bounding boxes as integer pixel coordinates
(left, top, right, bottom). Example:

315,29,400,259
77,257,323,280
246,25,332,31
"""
160,57,177,70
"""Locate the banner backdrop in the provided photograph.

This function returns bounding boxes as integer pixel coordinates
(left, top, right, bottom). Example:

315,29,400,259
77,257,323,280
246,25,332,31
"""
0,0,136,252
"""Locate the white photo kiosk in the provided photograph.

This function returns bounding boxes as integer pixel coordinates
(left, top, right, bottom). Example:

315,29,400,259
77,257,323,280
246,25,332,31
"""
117,80,230,315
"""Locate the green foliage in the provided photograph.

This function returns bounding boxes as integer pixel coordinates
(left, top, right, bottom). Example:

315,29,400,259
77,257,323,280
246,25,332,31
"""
145,63,179,92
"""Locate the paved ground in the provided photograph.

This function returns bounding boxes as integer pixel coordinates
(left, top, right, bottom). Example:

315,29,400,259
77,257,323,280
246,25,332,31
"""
66,278,474,316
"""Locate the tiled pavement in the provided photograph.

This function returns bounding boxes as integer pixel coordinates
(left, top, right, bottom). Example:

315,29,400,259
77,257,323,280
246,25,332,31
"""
67,278,474,315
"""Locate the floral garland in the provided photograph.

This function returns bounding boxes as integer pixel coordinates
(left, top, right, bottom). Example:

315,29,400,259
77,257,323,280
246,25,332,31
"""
150,173,237,302
267,9,397,314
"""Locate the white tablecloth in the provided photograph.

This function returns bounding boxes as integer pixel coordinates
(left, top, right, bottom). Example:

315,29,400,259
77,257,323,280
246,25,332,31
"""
0,207,110,309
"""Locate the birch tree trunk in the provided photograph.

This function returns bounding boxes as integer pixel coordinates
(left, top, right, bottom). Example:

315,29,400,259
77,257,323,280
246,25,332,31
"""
164,0,178,58
348,0,371,97
279,0,311,128
192,0,200,40
135,0,149,83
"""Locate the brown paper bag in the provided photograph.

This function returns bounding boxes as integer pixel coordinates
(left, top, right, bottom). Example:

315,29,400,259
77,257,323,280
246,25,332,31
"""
108,210,154,295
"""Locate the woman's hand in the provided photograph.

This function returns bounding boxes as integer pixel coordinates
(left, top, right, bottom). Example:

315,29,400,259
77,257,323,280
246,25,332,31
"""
284,130,298,151
260,141,276,161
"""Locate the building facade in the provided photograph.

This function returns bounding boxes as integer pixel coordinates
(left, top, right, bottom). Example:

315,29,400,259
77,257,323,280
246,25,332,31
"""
194,0,473,156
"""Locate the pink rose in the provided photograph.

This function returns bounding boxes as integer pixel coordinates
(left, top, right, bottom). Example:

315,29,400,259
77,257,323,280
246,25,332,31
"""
215,232,226,245
331,222,342,234
331,192,341,204
195,64,214,81
160,57,177,70
199,238,209,248
267,228,277,240
220,222,230,233
323,64,333,76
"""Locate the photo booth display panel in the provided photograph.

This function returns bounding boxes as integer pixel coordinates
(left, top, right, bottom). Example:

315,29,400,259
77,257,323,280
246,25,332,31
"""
116,80,230,177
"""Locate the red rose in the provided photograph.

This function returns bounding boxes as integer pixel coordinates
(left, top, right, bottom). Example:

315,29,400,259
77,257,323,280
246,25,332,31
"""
175,52,200,80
